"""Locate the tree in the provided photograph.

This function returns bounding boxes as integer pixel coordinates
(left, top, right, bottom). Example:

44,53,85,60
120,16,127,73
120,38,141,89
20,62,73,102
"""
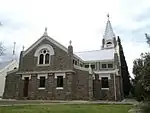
133,53,150,101
117,36,131,97
0,42,5,56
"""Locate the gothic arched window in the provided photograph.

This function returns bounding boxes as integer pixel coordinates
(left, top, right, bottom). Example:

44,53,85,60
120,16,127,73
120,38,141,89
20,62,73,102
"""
45,53,50,64
39,54,44,64
38,49,50,65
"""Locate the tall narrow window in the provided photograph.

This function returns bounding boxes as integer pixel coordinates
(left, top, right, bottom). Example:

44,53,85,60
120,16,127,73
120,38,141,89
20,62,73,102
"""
45,53,50,64
39,76,46,88
101,77,109,88
57,76,63,87
39,54,44,64
38,49,50,65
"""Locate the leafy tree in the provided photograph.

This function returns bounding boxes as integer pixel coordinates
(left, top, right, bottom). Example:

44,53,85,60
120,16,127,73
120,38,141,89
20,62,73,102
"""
133,53,150,101
118,36,131,97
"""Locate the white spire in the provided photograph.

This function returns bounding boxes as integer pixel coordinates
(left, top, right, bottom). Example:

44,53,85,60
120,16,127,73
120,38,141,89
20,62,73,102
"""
43,27,48,36
103,14,115,40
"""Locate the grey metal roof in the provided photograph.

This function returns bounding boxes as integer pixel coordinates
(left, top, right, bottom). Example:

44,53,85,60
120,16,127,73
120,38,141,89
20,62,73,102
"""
75,48,115,61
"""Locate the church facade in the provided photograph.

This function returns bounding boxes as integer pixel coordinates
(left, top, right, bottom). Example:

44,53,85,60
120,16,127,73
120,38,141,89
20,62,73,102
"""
3,16,124,101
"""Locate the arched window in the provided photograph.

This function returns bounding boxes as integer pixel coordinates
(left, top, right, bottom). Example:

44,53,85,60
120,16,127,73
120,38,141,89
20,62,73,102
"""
45,53,50,64
39,54,44,64
38,49,50,65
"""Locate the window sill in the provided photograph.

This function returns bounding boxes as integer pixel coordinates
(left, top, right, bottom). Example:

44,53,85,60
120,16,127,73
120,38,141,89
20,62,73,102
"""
101,88,109,90
37,64,50,66
38,87,46,90
56,87,63,90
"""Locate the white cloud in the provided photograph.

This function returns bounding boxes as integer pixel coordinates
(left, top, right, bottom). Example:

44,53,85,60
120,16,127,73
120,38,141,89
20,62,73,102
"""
0,0,150,77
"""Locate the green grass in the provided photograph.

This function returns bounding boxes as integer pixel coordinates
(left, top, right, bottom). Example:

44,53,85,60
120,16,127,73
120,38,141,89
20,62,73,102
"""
0,104,132,113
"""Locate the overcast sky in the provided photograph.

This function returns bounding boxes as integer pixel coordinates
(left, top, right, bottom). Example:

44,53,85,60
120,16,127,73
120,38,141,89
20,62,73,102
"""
0,0,150,77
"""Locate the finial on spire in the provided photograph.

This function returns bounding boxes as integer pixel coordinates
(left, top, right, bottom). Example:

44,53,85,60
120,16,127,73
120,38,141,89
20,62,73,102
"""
43,27,48,36
22,45,25,51
107,13,110,20
13,42,16,55
69,40,72,46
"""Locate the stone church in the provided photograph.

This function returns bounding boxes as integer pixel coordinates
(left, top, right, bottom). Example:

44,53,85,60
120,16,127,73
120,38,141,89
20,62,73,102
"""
3,16,124,101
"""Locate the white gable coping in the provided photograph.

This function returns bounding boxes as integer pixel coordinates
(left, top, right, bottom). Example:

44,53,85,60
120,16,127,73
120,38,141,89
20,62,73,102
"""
0,60,18,73
22,35,84,62
23,36,68,57
7,68,18,75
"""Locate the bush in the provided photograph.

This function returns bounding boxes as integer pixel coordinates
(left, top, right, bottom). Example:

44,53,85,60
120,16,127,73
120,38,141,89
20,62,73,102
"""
141,104,150,113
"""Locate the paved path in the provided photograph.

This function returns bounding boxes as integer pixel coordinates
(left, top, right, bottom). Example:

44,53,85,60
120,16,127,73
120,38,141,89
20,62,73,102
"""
0,99,139,106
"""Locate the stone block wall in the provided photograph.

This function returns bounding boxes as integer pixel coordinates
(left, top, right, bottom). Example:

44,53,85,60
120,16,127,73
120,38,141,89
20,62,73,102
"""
74,69,91,100
93,74,122,101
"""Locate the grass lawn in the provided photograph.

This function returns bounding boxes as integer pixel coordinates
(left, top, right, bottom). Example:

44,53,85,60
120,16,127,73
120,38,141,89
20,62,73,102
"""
0,104,132,113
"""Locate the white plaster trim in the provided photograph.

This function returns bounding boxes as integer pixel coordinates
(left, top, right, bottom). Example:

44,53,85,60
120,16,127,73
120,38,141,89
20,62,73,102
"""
115,68,119,75
92,74,95,80
99,74,110,80
34,44,54,57
37,74,48,79
55,72,65,79
101,88,109,90
7,68,18,74
74,65,89,71
22,75,31,80
56,87,63,90
37,64,50,67
94,70,116,74
16,70,75,75
114,73,117,101
38,87,46,90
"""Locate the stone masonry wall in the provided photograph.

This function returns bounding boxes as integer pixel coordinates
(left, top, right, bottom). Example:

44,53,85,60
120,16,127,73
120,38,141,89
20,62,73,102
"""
3,71,19,99
17,72,74,100
20,38,71,72
74,68,90,100
93,74,122,101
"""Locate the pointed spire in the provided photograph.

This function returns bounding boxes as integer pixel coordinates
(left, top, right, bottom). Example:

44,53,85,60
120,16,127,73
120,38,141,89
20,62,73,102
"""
43,27,48,36
103,14,115,39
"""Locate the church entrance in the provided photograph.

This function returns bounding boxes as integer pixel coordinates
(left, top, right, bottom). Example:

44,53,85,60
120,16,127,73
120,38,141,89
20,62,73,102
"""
23,77,29,97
